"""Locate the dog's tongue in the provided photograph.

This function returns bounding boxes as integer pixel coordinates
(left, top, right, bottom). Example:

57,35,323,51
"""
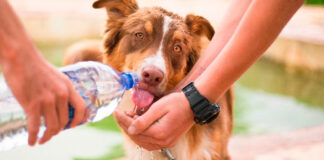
132,88,155,110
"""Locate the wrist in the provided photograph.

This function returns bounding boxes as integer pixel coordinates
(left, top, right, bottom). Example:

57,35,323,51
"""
178,91,195,123
193,78,217,104
0,42,44,68
182,82,220,125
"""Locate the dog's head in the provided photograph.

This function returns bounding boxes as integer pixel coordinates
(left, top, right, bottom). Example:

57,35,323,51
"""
93,0,214,113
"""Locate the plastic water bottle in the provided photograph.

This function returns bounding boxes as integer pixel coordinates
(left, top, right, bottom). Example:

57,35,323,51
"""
0,61,138,152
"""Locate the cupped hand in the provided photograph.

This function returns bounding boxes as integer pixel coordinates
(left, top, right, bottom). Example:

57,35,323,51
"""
114,92,195,151
1,54,88,146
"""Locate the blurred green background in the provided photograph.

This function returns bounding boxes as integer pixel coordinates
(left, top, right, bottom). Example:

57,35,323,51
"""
306,0,324,5
0,0,324,159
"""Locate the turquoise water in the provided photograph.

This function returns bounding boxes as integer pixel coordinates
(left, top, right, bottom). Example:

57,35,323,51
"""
234,84,324,135
235,58,324,135
238,58,324,108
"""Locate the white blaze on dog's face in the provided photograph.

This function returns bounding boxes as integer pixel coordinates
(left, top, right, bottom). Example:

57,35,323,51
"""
135,16,172,92
93,0,214,113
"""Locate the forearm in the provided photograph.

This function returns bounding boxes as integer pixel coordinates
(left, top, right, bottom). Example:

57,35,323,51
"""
0,0,42,65
195,0,305,103
175,0,252,89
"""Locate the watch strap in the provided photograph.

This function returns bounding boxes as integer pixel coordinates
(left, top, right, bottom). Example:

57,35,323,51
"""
182,82,220,125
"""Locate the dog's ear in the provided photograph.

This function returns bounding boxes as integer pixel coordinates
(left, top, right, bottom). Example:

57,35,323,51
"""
185,14,214,73
93,0,139,19
185,14,215,40
93,0,138,55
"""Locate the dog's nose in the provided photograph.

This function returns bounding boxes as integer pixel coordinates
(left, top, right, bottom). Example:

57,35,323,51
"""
142,68,164,86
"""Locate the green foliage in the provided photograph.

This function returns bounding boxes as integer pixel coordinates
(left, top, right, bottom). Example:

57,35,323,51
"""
37,41,72,67
305,0,324,5
74,144,125,160
87,116,122,132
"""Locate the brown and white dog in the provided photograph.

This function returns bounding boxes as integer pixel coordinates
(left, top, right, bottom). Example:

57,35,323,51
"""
63,0,233,159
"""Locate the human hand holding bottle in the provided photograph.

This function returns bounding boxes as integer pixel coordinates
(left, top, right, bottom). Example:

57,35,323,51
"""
0,0,88,146
1,57,88,146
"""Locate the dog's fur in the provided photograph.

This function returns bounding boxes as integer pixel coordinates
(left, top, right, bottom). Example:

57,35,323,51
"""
63,0,233,159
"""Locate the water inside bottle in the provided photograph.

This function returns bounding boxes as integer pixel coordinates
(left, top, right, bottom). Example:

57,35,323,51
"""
0,97,30,151
63,67,124,123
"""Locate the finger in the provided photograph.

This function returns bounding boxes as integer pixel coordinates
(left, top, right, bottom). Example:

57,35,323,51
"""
143,144,163,151
128,104,167,135
125,111,135,117
115,113,161,144
138,142,162,151
68,87,87,128
115,116,131,133
56,91,69,129
26,104,41,146
132,136,163,151
115,113,163,150
118,121,162,151
130,136,161,151
82,108,90,124
132,134,164,148
39,98,60,144
114,110,133,128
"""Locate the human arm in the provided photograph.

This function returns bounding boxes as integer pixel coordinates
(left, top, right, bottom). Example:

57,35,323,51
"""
0,0,88,145
114,0,254,150
195,0,305,103
175,0,253,90
115,0,305,150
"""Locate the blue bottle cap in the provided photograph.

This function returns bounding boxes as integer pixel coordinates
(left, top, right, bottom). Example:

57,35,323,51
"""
121,72,139,90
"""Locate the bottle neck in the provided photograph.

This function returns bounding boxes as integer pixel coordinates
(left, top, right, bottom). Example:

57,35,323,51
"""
121,72,138,90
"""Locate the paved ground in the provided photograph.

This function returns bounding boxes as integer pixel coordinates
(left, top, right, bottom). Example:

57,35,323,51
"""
230,125,324,160
0,126,122,160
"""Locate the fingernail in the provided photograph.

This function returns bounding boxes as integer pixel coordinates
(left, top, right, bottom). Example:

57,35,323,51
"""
128,126,136,135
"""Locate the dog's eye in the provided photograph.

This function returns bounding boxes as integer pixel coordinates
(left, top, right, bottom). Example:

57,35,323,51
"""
173,45,182,53
135,32,144,39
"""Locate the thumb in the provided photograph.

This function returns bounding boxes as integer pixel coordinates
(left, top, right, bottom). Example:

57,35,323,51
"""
128,103,167,135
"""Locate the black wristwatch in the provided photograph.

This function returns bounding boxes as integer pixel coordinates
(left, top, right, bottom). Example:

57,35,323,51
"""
182,82,220,125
